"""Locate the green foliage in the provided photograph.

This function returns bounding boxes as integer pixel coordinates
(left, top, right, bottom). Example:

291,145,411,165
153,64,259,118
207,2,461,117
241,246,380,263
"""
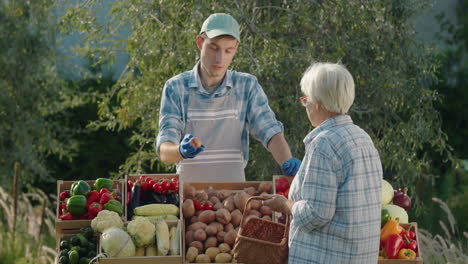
61,0,450,210
0,0,82,189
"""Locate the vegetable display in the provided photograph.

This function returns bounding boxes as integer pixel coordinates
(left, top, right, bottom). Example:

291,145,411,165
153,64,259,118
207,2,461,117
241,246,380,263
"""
58,227,97,264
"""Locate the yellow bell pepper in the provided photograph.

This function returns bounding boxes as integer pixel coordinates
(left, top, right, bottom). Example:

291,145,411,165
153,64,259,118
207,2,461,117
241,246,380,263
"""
398,248,416,259
380,219,403,242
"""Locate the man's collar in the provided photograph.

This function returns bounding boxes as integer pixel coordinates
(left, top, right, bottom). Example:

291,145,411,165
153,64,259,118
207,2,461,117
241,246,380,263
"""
189,61,233,95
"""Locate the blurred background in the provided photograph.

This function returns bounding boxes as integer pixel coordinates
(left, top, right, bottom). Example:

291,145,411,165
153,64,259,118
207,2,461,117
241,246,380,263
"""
0,0,466,263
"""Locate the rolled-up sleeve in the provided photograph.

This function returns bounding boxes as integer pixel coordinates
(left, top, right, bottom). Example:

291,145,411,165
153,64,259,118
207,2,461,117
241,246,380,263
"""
155,82,184,155
292,141,338,232
246,78,283,148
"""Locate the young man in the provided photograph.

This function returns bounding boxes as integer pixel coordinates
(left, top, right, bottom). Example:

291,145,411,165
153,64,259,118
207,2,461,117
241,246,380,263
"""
156,13,300,182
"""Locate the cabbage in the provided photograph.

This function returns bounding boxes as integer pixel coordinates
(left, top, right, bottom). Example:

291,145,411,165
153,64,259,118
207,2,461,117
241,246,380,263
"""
383,204,408,224
381,180,394,205
101,227,136,257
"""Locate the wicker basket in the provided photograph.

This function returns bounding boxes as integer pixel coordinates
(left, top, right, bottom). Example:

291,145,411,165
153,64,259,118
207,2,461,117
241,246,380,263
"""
232,196,289,264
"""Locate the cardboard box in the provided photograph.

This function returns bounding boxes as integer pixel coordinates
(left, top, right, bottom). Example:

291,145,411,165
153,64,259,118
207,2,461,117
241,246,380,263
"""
98,220,182,264
56,228,99,264
378,222,423,264
126,174,181,221
55,179,126,232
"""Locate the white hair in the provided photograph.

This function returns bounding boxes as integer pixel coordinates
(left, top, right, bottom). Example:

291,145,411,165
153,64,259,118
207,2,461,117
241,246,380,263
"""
300,62,355,114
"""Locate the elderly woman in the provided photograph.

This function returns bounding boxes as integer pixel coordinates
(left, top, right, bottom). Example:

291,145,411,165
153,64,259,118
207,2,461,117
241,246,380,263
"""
264,62,382,263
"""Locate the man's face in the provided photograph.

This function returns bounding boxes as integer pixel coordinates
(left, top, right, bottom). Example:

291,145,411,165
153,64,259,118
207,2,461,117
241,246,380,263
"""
197,35,239,80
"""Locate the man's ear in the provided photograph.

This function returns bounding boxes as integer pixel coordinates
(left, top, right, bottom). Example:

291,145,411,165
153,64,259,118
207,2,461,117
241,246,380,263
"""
196,35,204,50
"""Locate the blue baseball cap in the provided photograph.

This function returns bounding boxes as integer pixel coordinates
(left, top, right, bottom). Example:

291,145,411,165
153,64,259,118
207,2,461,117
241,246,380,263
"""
200,13,241,43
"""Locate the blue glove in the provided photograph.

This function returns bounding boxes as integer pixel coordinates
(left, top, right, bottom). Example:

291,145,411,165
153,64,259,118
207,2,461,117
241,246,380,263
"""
281,157,301,176
179,134,205,159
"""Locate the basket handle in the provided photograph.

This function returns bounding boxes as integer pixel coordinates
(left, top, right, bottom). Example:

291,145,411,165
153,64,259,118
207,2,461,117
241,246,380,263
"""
239,196,290,229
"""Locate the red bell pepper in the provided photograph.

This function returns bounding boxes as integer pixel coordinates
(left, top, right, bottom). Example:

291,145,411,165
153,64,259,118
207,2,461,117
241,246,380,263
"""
87,190,100,205
99,188,110,197
59,202,67,215
59,211,73,220
88,202,103,218
402,234,418,253
385,233,404,259
99,192,115,205
59,191,70,201
276,177,290,193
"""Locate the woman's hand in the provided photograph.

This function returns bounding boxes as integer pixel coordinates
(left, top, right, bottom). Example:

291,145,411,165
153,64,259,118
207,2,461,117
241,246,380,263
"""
261,194,293,215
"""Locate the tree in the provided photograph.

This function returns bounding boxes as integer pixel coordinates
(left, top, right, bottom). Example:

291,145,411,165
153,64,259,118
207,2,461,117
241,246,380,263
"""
0,0,80,189
61,0,450,210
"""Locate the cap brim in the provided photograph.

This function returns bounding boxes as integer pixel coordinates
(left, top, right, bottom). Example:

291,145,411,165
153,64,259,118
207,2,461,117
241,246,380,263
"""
205,29,240,43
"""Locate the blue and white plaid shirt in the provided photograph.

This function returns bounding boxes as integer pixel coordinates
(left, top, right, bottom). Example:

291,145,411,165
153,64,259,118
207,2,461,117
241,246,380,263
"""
289,115,382,264
156,62,283,165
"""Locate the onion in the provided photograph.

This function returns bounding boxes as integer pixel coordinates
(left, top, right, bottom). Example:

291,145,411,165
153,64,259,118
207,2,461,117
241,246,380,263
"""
393,187,411,211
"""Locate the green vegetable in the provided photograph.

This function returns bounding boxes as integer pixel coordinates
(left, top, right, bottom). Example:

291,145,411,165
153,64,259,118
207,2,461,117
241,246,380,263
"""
78,246,87,257
88,242,96,251
59,249,69,258
104,199,124,216
80,226,94,240
71,180,91,196
66,195,87,217
60,240,69,250
94,178,113,191
79,258,91,264
101,227,136,257
75,234,89,247
383,204,409,224
68,250,79,264
59,256,69,264
70,246,80,252
70,236,80,246
381,208,392,227
87,250,97,258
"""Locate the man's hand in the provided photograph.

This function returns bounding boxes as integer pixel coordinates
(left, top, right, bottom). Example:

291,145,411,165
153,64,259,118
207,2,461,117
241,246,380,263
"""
179,134,205,159
281,157,301,176
261,194,292,215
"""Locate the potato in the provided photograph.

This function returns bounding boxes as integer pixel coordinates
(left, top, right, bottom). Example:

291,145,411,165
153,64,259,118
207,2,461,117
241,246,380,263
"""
215,208,231,224
195,254,211,263
224,223,234,232
248,209,262,218
205,247,220,262
190,215,199,224
215,253,233,263
218,243,231,253
222,196,236,212
205,225,218,236
216,231,225,242
188,221,207,231
206,187,218,199
199,210,216,224
186,247,199,263
250,199,262,210
262,215,272,221
244,186,257,196
258,182,272,193
204,236,218,248
209,196,221,204
194,229,207,241
195,190,208,201
190,241,204,254
209,222,224,232
183,199,195,218
224,230,238,246
260,205,272,216
185,230,195,245
213,201,224,211
190,137,202,148
230,209,242,227
233,191,250,212
184,186,196,199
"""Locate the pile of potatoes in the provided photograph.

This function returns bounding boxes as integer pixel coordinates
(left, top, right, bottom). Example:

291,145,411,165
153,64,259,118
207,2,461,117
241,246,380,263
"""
182,182,273,263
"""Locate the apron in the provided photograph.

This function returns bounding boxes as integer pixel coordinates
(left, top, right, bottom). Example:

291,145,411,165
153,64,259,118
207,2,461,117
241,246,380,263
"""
177,87,245,182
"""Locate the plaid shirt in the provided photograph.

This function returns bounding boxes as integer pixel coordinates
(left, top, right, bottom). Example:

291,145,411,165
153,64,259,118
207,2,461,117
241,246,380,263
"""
156,62,283,164
289,115,382,264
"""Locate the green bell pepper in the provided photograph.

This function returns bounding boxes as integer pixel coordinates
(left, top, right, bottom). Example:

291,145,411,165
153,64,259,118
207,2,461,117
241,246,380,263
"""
68,250,79,264
93,178,113,191
104,199,123,216
70,180,91,196
381,208,392,227
67,195,87,217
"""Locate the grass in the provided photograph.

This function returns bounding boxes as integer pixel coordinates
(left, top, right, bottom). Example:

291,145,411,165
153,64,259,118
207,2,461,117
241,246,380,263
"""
0,185,56,264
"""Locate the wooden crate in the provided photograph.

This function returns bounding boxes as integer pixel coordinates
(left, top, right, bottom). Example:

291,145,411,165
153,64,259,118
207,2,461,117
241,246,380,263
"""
56,228,99,264
181,181,273,264
55,179,126,232
378,222,423,264
125,174,182,221
98,220,182,264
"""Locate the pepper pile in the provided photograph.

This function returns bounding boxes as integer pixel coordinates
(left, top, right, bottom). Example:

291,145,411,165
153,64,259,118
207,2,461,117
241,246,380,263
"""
58,178,124,220
379,219,418,260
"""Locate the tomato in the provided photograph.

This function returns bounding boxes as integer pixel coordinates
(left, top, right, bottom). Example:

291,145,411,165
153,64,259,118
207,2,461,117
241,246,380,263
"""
171,177,179,183
276,178,290,193
161,180,171,191
140,181,150,191
284,189,289,198
145,177,153,183
148,180,156,186
193,200,204,211
139,175,148,181
152,183,163,193
169,181,179,192
203,202,213,210
127,179,134,189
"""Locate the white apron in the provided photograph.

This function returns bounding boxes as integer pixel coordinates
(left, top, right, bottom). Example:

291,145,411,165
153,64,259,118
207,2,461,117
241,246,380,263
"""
177,87,245,182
